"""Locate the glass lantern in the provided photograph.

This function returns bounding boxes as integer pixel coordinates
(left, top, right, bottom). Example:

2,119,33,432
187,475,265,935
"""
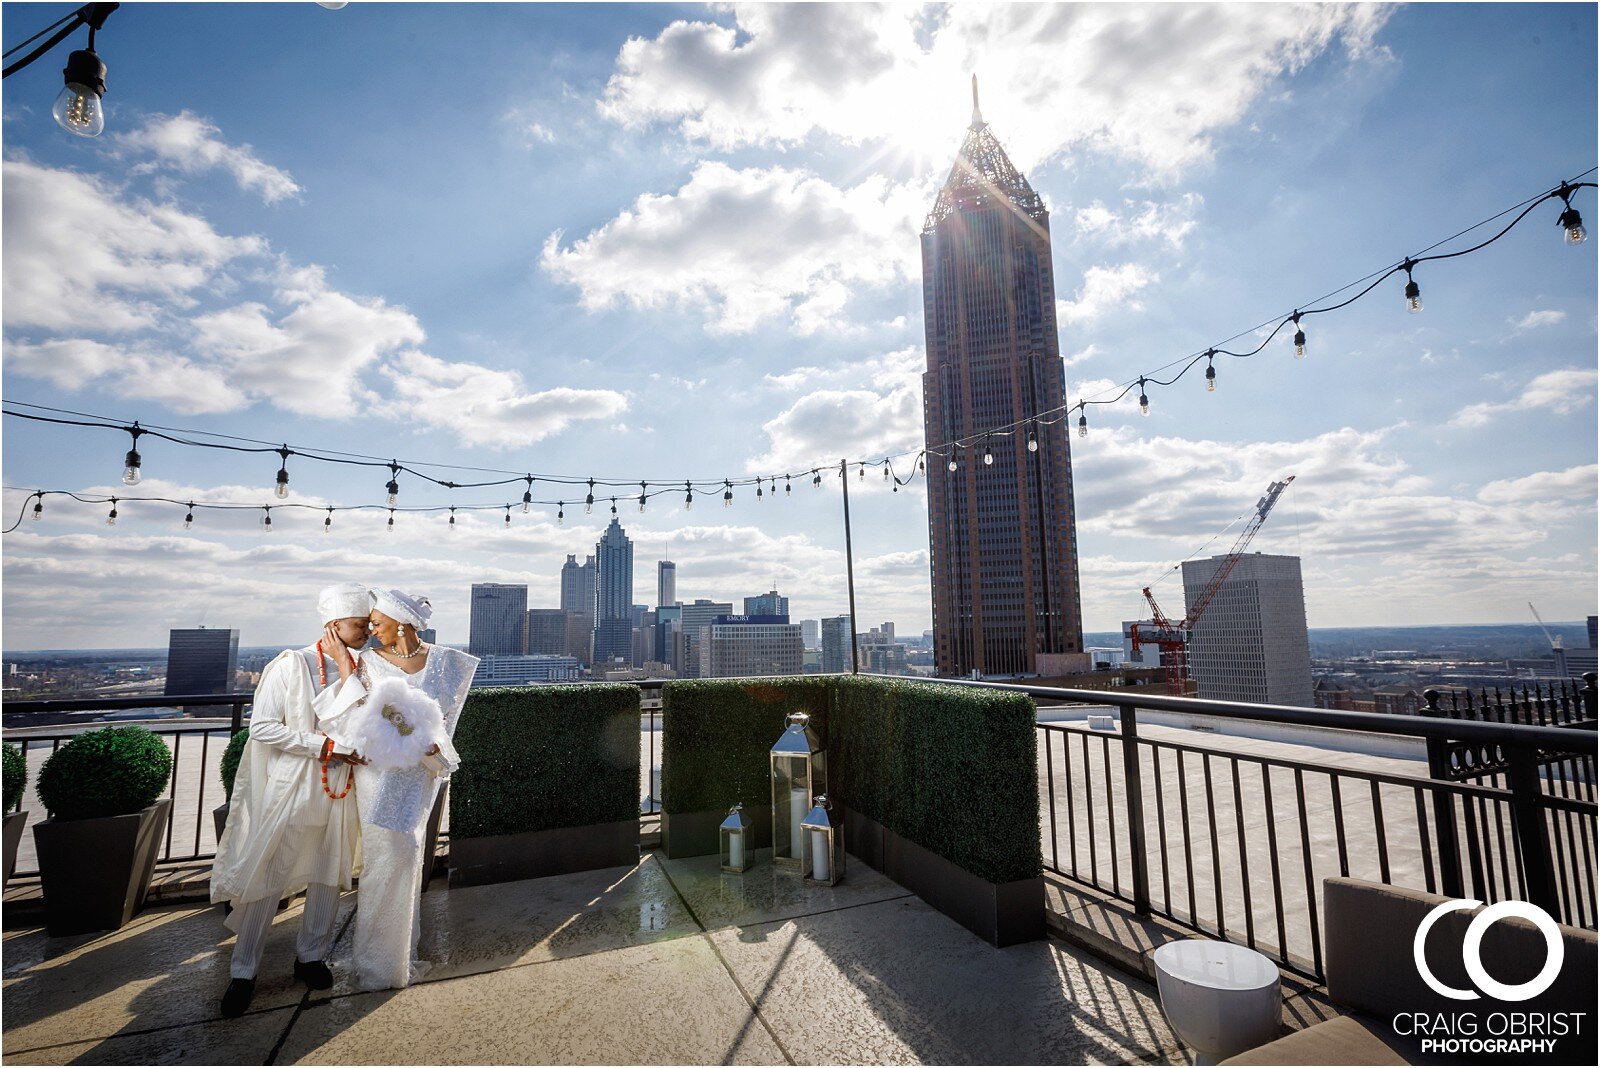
770,710,826,868
801,795,844,887
720,803,751,873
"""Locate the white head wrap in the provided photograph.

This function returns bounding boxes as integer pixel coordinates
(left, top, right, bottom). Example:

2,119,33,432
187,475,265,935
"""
317,582,373,624
373,588,432,630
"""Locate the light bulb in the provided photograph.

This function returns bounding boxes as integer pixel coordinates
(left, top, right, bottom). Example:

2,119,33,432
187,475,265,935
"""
184,512,193,530
1294,328,1307,359
275,467,290,499
1078,414,1088,438
522,495,532,514
505,511,512,527
983,448,994,466
639,495,647,512
52,50,107,138
448,511,456,530
858,465,865,480
786,478,792,495
31,500,43,522
1139,394,1150,416
106,505,118,526
585,498,594,514
386,478,400,507
1027,433,1038,453
947,458,958,472
1404,277,1422,313
324,516,332,534
1205,365,1216,392
684,493,692,511
122,448,141,486
263,511,272,532
387,512,395,533
882,466,889,481
1559,206,1587,245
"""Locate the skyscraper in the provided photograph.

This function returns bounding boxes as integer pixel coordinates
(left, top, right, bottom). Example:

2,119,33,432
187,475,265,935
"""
921,80,1084,677
469,583,528,657
165,628,239,696
744,589,790,617
525,608,566,656
657,560,677,608
560,554,597,664
820,615,853,674
1182,553,1313,707
592,518,635,665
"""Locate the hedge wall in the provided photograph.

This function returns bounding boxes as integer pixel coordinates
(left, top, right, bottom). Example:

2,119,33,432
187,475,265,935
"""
451,684,641,839
831,676,1040,885
659,678,831,815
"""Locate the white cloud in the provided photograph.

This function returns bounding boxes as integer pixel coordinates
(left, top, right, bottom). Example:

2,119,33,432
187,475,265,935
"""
2,338,238,415
118,111,301,203
1056,264,1158,324
600,3,1391,177
1,159,265,334
1450,367,1598,428
1073,194,1203,250
1511,308,1566,331
1476,464,1598,506
541,161,926,334
381,353,630,449
748,348,923,474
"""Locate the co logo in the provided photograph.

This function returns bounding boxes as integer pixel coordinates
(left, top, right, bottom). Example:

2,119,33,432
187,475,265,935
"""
1414,899,1564,1002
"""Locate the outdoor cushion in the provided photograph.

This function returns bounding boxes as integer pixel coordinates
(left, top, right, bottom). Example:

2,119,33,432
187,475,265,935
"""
1221,1015,1410,1065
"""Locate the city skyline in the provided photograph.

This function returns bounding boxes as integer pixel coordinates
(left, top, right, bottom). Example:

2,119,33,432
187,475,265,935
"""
2,4,1595,650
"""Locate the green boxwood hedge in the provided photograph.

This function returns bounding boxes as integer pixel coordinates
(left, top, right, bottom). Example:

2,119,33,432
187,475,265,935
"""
3,743,25,814
832,676,1041,885
451,685,641,839
36,726,172,821
659,677,831,815
219,729,249,801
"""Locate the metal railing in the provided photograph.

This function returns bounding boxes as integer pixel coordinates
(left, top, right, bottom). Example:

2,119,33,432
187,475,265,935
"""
933,673,1598,982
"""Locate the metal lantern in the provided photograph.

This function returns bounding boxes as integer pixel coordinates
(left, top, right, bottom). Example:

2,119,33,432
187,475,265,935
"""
770,710,826,868
720,803,752,873
801,795,844,887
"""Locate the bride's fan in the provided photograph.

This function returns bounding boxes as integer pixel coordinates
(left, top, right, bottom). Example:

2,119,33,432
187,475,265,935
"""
343,677,447,770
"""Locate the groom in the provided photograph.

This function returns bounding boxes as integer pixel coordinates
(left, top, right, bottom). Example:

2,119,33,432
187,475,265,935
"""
211,582,371,1018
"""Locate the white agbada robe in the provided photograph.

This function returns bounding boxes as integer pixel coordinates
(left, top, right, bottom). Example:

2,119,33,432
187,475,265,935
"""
211,646,363,921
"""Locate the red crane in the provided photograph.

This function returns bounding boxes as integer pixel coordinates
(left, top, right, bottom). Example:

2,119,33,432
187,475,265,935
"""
1130,476,1296,695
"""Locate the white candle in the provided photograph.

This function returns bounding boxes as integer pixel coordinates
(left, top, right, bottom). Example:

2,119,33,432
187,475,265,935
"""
727,833,744,870
790,787,807,859
811,828,831,882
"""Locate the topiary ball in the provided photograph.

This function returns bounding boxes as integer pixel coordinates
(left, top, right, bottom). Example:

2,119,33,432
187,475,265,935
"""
220,729,249,801
36,726,172,821
2,743,25,814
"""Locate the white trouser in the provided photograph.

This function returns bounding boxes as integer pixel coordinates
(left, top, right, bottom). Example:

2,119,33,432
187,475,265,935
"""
229,883,341,980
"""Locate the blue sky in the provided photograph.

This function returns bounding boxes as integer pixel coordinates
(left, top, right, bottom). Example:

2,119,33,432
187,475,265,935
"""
2,2,1595,650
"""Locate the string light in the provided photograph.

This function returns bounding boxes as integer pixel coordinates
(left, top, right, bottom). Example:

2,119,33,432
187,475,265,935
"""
858,463,865,480
684,482,693,510
504,505,512,527
183,503,194,529
756,479,764,500
785,475,792,496
387,508,395,533
1557,181,1587,244
32,496,43,522
723,480,734,508
983,439,994,466
882,464,890,480
812,470,822,489
1138,378,1150,416
610,497,618,516
448,506,456,530
1027,423,1038,453
522,476,534,514
585,478,595,514
106,497,117,526
1205,351,1217,393
639,482,648,512
558,502,566,524
324,506,333,534
121,423,142,486
386,463,401,506
1078,409,1088,439
274,447,291,499
1402,259,1422,313
262,506,272,533
1292,311,1306,359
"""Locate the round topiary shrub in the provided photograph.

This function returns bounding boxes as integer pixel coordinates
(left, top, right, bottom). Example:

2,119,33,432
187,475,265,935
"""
220,729,249,801
2,743,25,814
36,727,172,821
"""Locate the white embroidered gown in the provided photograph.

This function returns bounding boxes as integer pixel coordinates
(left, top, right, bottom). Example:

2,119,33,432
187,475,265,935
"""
325,645,478,991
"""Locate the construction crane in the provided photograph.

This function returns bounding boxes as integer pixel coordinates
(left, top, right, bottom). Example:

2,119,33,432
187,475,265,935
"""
1130,476,1296,695
1528,602,1568,677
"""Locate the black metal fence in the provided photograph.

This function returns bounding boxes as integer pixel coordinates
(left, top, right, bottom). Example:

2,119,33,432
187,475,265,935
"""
940,673,1599,982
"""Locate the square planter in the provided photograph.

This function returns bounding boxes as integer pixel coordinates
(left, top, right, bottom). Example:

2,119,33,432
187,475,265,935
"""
662,805,773,859
3,809,27,886
448,819,638,887
213,801,230,844
33,799,172,937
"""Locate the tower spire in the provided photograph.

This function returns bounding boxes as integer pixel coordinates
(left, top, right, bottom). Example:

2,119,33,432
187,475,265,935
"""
970,73,984,129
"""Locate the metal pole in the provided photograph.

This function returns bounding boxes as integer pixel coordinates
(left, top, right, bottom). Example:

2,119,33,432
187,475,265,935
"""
1420,690,1467,898
840,459,860,674
1119,705,1151,915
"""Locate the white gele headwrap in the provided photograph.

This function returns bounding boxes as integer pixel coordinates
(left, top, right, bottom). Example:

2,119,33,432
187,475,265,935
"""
317,582,373,624
373,588,432,630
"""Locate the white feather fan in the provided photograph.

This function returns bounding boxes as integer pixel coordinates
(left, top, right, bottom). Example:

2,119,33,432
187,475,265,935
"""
343,676,447,770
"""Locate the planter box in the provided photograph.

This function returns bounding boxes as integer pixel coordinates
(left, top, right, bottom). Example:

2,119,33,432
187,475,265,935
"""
33,799,172,937
213,802,230,844
839,804,1043,948
661,805,772,859
3,810,27,886
448,819,638,888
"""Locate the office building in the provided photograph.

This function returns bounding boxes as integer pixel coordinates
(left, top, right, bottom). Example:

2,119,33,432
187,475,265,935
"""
417,628,438,645
165,628,239,696
821,615,853,674
469,654,582,688
700,615,804,678
592,518,636,665
655,604,683,668
680,599,734,638
469,583,528,657
921,80,1084,676
744,589,789,618
799,619,820,649
560,554,597,664
1182,553,1313,707
657,560,677,608
525,609,566,656
860,642,909,676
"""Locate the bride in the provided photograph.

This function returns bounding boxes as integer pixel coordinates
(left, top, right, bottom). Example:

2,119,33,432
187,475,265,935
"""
322,588,478,990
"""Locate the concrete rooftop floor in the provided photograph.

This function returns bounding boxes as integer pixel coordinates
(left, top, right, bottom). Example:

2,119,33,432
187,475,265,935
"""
2,850,1191,1066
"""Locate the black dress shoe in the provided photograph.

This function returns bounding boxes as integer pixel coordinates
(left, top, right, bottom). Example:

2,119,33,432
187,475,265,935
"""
220,978,255,1018
293,958,334,990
